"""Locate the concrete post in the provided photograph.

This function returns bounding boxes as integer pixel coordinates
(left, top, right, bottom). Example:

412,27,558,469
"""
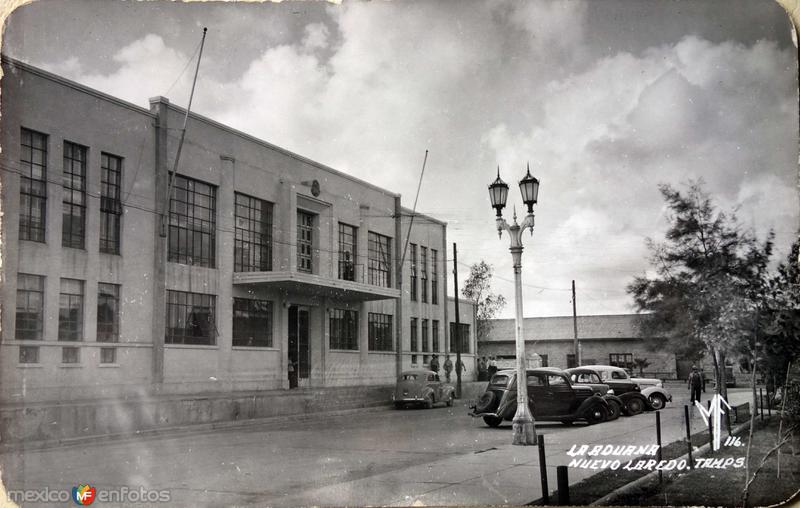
217,155,236,390
149,96,169,390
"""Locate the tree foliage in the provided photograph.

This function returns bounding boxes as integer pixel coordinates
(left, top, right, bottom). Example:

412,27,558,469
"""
462,260,507,344
627,181,774,395
751,240,800,387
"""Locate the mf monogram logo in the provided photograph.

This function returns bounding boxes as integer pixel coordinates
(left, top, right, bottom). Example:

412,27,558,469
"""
695,394,731,451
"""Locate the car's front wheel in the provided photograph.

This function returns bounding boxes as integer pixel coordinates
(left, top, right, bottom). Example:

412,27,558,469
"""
424,394,434,409
648,393,666,410
483,415,502,427
585,405,609,425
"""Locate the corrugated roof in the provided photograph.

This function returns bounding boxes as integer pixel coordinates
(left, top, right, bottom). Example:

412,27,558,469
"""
484,314,645,342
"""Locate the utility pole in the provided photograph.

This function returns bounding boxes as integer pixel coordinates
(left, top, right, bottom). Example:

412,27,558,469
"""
572,280,579,366
453,242,462,399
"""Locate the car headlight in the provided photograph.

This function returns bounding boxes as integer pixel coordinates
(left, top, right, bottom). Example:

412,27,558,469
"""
657,382,663,388
606,389,614,395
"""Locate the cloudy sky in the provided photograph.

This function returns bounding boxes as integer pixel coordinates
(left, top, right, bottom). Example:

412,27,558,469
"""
4,0,798,318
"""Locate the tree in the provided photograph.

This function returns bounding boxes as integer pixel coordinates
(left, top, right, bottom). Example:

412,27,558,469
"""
752,240,800,390
634,358,651,376
462,261,507,345
627,181,773,399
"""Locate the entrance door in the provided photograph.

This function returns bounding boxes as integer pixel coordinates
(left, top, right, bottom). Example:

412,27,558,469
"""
288,306,311,388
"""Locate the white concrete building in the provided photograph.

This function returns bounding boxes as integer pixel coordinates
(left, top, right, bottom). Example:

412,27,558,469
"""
0,57,476,441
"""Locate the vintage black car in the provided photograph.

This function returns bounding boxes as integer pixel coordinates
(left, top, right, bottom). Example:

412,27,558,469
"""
469,367,610,427
564,368,624,421
566,366,649,415
393,369,456,409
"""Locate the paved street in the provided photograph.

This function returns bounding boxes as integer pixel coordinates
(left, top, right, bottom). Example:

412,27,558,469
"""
1,386,753,507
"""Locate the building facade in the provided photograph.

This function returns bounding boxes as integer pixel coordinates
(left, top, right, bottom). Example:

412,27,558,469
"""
0,57,477,406
479,314,677,379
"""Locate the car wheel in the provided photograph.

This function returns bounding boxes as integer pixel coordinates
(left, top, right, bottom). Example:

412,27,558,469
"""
475,391,496,413
446,393,455,407
585,405,609,425
648,393,666,410
394,402,404,410
424,394,434,409
606,400,621,421
483,416,503,427
626,397,644,415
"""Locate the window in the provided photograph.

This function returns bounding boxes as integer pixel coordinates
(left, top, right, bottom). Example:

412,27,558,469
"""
62,141,87,249
19,346,39,364
297,210,315,273
432,320,440,352
368,232,392,287
410,317,418,352
59,278,84,341
96,283,120,342
410,244,417,301
166,290,216,345
431,249,439,305
234,193,273,272
449,323,470,353
540,354,549,367
168,174,217,267
548,375,567,386
16,274,44,340
329,309,358,350
233,298,273,347
338,223,357,281
420,246,428,303
62,347,79,364
100,153,123,254
368,313,393,351
574,372,601,384
421,319,429,352
100,347,116,364
19,128,47,242
609,353,634,370
566,353,577,369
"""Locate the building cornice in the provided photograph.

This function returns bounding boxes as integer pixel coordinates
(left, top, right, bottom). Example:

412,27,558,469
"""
2,55,156,118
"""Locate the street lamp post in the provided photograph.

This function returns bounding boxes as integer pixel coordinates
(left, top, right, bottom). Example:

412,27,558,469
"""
488,164,540,446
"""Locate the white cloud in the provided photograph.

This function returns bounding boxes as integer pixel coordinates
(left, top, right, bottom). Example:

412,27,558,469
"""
31,3,797,317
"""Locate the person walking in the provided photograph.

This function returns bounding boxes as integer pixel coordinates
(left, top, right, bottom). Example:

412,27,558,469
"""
478,356,488,381
688,365,705,405
488,356,498,379
430,354,440,375
443,355,453,383
456,358,466,378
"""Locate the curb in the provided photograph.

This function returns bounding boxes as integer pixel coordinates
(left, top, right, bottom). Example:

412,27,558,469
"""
590,420,753,506
0,403,396,453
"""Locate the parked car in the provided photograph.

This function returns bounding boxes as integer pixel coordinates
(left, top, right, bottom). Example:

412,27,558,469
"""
393,370,455,409
564,368,625,420
630,375,673,410
570,365,649,415
469,367,610,427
